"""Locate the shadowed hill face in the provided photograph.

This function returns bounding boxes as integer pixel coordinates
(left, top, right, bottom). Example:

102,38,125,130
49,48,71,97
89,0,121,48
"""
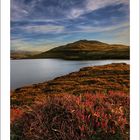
32,40,130,60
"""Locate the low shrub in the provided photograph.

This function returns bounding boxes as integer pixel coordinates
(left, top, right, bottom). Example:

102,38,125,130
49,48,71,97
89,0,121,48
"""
11,91,129,140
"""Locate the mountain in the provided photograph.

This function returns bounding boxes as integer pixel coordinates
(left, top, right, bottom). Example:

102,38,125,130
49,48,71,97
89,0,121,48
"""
11,50,41,59
31,40,129,60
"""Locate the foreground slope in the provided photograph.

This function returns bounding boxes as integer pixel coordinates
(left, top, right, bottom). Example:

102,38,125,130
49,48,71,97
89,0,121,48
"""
31,40,130,60
11,63,129,107
11,63,129,140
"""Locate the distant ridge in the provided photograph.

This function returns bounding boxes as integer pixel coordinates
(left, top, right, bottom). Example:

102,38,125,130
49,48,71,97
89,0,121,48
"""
29,40,129,60
11,50,41,59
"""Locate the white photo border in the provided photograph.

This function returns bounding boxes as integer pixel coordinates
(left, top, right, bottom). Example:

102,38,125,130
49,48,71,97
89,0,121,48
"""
0,0,140,139
1,0,10,139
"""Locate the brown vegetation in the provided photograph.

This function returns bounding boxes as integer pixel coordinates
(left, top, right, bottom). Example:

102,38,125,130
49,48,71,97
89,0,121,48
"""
11,63,129,140
31,40,130,60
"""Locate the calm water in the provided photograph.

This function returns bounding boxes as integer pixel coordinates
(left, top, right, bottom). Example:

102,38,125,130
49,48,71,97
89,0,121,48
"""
11,59,129,90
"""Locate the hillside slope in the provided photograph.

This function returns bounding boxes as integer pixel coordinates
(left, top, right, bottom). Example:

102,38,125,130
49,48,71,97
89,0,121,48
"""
11,63,129,140
11,63,129,108
31,40,130,60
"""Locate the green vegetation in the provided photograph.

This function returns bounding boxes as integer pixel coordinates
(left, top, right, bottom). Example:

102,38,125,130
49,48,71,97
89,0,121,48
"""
11,63,129,140
31,40,130,60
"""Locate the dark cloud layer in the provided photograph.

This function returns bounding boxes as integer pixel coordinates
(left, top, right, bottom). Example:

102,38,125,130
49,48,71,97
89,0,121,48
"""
11,0,86,20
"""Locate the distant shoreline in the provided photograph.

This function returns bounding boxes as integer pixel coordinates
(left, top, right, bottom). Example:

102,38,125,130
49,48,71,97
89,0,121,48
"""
11,40,130,60
11,58,130,60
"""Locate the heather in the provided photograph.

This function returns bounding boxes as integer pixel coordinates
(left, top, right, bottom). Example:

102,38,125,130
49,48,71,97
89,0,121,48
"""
11,63,129,107
11,91,129,140
11,63,129,140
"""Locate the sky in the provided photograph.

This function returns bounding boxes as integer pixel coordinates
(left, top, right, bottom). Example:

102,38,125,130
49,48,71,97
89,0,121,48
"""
11,0,129,52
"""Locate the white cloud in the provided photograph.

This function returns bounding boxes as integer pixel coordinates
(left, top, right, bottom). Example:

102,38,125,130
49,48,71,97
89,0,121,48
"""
11,0,28,20
86,0,129,11
11,0,129,21
68,0,129,19
68,22,129,33
68,9,85,19
17,25,65,34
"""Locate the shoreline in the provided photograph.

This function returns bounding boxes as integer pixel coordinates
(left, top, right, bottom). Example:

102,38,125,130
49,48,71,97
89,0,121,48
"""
11,60,130,90
11,63,129,107
11,57,130,60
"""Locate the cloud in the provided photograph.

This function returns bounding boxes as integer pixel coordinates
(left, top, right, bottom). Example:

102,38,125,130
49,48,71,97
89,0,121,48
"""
86,0,129,12
77,22,129,33
11,22,130,51
67,0,129,19
20,25,65,34
11,19,129,48
11,0,129,21
68,9,85,19
11,0,85,21
11,0,130,51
